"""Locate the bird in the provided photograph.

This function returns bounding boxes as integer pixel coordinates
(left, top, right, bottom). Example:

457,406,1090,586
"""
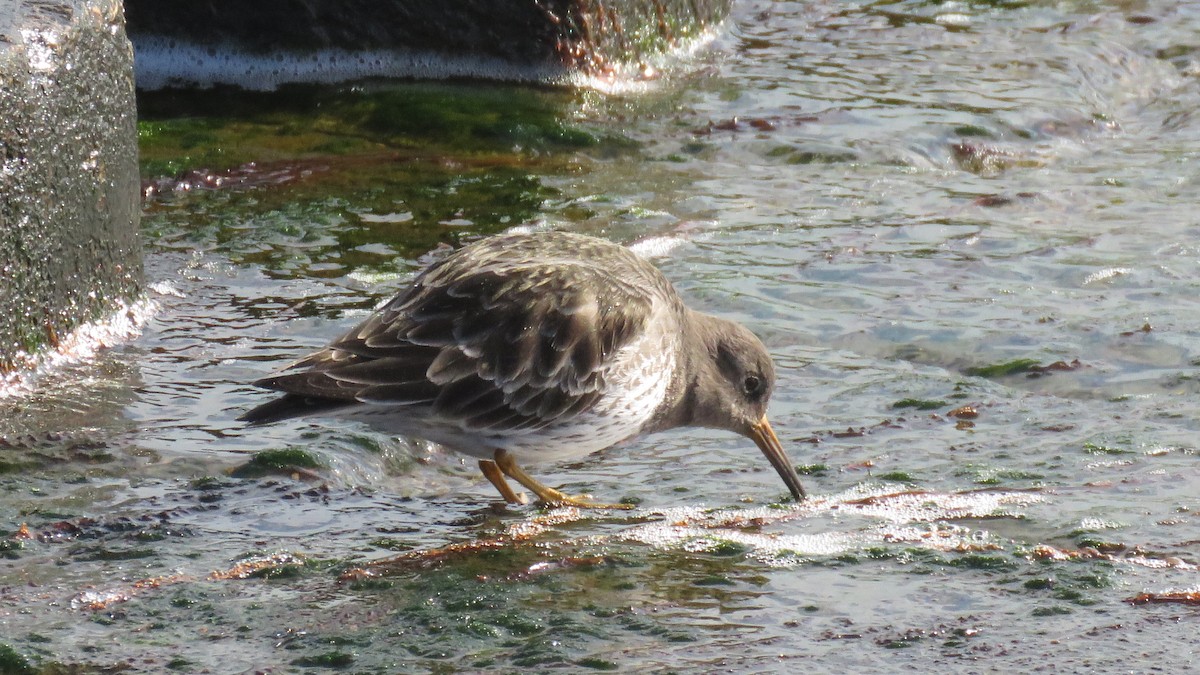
238,231,806,508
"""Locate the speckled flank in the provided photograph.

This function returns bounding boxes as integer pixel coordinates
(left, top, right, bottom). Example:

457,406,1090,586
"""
359,301,681,465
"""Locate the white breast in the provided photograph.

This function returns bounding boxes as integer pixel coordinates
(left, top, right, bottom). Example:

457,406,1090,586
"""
487,303,680,464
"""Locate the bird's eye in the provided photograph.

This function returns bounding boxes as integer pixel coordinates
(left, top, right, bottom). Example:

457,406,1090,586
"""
743,374,764,398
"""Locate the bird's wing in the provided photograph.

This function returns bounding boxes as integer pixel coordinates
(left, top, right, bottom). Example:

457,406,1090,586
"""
249,252,663,431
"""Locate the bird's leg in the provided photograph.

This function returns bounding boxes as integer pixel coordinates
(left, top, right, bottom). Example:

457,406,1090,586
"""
492,449,634,510
478,459,528,504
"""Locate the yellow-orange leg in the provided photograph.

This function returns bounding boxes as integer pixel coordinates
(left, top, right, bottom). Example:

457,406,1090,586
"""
479,459,527,504
493,449,634,510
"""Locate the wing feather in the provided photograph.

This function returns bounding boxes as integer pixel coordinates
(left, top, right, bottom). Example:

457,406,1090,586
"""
241,232,673,431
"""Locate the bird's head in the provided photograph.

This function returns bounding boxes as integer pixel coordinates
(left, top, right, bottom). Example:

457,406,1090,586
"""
684,314,806,501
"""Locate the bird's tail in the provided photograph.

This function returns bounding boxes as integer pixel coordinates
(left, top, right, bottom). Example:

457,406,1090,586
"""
237,394,354,425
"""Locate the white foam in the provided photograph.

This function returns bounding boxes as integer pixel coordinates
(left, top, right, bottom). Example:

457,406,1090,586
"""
1078,517,1124,530
0,295,158,399
1081,267,1133,285
147,279,185,298
628,235,687,259
500,221,556,237
346,270,406,287
358,211,413,224
573,489,1032,567
135,39,567,92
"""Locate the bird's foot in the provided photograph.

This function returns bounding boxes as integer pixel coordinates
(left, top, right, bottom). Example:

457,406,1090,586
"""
489,449,634,510
534,486,635,510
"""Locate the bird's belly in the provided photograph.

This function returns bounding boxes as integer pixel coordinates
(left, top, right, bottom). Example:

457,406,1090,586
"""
338,406,649,464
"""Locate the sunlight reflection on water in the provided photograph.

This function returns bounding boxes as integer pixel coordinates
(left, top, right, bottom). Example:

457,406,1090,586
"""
4,0,1200,669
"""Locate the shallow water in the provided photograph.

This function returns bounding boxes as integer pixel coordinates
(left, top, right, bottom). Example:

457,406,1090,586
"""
3,0,1200,671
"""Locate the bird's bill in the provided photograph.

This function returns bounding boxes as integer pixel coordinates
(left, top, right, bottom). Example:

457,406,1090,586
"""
749,416,807,501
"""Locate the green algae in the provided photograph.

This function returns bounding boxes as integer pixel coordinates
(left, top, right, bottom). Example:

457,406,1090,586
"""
1031,606,1072,616
964,359,1041,378
891,398,947,411
0,644,34,675
0,491,1147,671
972,468,1045,486
0,460,33,475
576,657,620,670
796,464,830,475
231,447,326,478
948,554,1019,571
0,539,24,560
140,157,558,274
291,651,355,668
136,82,635,277
709,540,748,557
1082,442,1131,455
138,83,619,178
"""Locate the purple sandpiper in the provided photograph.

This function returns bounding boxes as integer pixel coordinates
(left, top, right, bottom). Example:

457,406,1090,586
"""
239,231,805,507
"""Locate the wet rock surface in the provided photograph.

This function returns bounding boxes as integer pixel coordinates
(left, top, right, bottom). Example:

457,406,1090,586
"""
0,0,141,373
125,0,733,90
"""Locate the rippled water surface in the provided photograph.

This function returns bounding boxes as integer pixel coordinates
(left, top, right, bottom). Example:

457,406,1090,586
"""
3,0,1200,671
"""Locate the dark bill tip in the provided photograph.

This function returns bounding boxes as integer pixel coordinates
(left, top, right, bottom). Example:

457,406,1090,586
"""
749,416,806,501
